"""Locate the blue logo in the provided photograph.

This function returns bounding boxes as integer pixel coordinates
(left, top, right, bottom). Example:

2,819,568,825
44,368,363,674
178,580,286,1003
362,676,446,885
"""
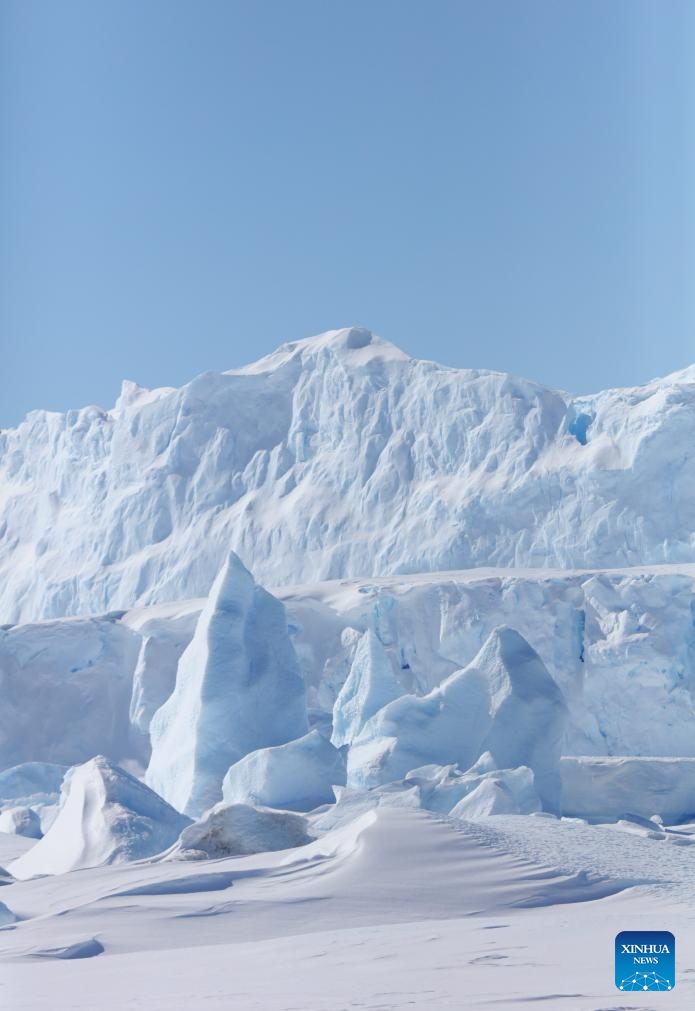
615,931,675,992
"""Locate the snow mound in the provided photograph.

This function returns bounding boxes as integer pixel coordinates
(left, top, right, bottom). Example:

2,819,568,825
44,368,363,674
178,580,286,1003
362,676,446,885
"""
170,802,312,859
9,756,190,879
146,553,308,816
347,628,567,810
0,619,142,768
0,806,43,839
331,630,403,748
561,756,695,823
222,730,346,812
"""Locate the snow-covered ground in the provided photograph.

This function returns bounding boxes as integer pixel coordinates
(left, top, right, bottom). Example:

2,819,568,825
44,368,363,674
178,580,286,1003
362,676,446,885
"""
2,807,694,1010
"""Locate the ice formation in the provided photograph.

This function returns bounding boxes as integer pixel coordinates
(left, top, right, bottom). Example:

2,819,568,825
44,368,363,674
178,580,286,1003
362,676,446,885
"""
331,630,403,748
561,757,695,823
9,756,190,879
222,730,346,812
169,802,311,859
0,617,142,768
0,806,43,839
406,756,541,817
5,329,695,624
347,628,566,810
0,762,67,808
146,552,308,816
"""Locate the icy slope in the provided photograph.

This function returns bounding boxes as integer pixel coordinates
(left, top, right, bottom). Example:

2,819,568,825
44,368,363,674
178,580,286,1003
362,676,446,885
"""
4,327,695,622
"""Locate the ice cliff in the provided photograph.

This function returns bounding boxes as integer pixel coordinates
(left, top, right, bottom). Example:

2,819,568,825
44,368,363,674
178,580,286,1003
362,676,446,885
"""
4,327,695,623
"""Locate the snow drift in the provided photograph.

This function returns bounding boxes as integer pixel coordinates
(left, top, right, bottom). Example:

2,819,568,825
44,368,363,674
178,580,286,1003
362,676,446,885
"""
10,756,190,879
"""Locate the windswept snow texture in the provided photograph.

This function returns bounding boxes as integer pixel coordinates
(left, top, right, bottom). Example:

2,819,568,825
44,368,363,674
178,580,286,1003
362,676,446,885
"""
146,553,308,817
331,629,403,748
5,327,695,623
348,627,566,811
10,756,190,879
223,730,346,812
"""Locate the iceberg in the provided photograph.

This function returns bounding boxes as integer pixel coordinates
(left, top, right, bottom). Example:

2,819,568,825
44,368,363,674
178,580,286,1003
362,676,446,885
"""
331,629,403,748
9,756,190,879
146,553,308,816
222,729,346,812
348,628,567,811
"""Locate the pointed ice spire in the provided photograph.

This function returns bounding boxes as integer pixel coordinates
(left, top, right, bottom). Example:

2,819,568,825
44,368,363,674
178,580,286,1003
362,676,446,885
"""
146,552,308,816
347,626,567,812
331,629,403,748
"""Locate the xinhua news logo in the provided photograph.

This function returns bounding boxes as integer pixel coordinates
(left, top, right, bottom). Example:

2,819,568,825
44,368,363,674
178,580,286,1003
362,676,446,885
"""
615,931,675,992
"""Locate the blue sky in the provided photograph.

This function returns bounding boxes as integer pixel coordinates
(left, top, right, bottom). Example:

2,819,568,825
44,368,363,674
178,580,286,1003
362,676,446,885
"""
1,1,694,426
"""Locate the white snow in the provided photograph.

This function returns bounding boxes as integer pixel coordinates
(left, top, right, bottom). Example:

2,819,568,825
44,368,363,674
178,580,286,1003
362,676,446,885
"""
2,804,695,1008
222,730,346,812
9,756,190,879
146,552,308,816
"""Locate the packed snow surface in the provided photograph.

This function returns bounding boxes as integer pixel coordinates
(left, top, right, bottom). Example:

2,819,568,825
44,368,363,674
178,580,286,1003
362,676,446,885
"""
5,327,695,623
146,552,308,816
2,805,695,1009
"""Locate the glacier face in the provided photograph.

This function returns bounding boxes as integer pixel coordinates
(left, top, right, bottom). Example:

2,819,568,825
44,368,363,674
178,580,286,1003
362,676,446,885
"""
0,565,694,783
3,327,695,623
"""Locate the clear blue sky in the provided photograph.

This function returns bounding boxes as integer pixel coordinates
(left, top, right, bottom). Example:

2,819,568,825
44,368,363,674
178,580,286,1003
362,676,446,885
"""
1,1,694,426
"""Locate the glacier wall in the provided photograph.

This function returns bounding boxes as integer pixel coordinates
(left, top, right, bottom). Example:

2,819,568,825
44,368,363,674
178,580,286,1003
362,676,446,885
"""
3,327,695,622
2,565,695,773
